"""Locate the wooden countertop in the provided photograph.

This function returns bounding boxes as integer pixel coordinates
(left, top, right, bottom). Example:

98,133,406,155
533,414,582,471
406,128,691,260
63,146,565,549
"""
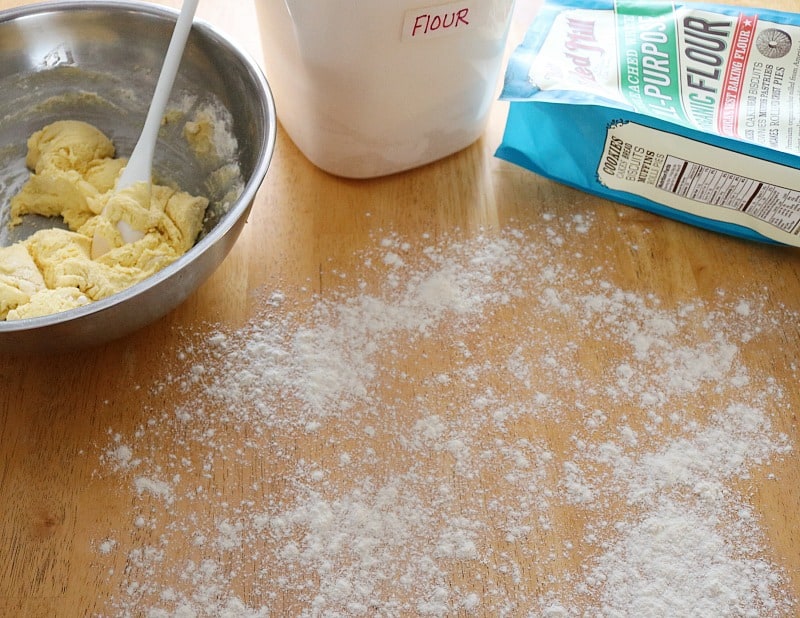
2,0,799,616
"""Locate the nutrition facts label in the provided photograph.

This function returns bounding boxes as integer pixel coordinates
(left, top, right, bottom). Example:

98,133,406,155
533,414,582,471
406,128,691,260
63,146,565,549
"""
598,121,800,245
657,156,800,234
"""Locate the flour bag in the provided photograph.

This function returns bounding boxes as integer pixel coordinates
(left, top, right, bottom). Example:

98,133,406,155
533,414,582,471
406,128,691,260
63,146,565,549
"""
496,0,800,246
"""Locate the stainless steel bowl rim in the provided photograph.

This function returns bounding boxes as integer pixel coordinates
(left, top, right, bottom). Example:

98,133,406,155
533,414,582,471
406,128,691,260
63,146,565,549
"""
0,0,277,335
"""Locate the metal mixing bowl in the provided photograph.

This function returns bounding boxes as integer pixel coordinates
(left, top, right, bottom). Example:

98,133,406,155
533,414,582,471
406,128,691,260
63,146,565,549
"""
0,1,276,354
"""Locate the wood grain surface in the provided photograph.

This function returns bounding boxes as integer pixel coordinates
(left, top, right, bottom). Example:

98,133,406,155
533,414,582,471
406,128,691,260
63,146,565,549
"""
1,0,799,616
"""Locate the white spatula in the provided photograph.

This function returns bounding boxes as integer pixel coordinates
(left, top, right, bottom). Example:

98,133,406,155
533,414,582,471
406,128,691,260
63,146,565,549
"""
92,0,199,258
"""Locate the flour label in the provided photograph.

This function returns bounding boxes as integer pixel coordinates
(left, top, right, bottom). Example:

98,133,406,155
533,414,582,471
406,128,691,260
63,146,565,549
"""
402,1,474,41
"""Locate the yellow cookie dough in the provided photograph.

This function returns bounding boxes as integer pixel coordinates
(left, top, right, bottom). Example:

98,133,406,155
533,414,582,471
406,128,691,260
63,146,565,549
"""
10,120,125,229
183,111,217,159
0,119,208,321
0,243,47,320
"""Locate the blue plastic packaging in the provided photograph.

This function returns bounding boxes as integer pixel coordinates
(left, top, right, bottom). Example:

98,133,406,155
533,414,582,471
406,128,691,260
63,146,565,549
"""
496,0,800,246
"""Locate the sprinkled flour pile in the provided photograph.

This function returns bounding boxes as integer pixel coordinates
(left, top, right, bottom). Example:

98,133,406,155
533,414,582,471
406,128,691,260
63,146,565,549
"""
95,212,797,617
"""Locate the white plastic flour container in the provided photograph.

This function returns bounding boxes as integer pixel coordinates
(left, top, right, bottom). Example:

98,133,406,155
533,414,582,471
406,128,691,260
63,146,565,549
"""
255,0,515,178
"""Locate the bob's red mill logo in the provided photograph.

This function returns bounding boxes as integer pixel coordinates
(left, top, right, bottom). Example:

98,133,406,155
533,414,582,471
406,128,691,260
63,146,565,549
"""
563,16,603,81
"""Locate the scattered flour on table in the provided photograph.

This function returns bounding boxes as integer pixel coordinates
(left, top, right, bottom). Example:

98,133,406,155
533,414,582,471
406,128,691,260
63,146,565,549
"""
95,213,797,617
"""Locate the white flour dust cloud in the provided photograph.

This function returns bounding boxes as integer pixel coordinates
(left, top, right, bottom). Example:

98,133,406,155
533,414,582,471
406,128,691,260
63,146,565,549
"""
95,213,797,617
